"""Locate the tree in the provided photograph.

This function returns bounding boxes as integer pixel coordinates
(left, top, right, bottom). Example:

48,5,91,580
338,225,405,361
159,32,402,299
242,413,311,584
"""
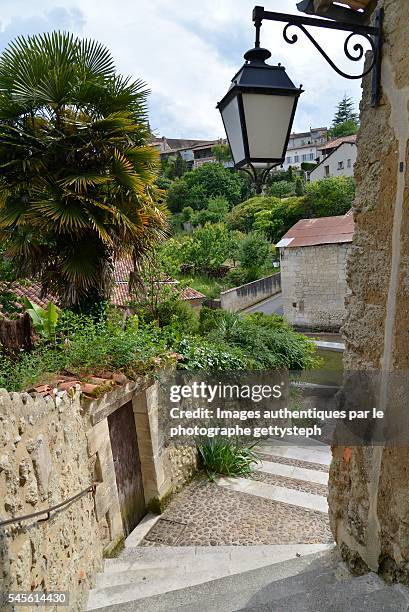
211,143,232,163
266,180,295,199
0,32,167,309
237,233,270,281
295,177,305,196
192,196,229,226
181,223,232,273
253,197,306,243
305,176,355,217
330,95,359,138
330,119,359,139
166,163,245,213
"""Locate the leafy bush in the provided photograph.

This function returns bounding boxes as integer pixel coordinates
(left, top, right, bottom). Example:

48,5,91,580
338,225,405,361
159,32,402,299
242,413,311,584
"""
172,336,246,370
0,315,170,391
203,310,321,371
265,180,295,199
166,163,246,213
304,176,355,217
198,437,259,480
229,176,355,243
236,232,271,282
227,195,279,233
175,223,234,274
23,298,59,341
191,196,229,226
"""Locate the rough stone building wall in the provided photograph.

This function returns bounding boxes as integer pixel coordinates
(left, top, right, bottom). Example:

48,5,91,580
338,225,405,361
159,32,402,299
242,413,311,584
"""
0,390,102,611
281,243,350,331
329,0,409,582
0,380,198,609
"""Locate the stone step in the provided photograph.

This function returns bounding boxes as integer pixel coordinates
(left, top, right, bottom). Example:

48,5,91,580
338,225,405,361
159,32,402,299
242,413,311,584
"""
88,545,334,610
257,460,329,485
257,441,331,467
216,476,328,513
103,544,333,574
98,544,334,585
87,549,347,611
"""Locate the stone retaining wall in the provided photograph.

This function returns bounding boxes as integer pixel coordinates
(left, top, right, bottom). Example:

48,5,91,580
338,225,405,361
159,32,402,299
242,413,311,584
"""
0,379,198,610
220,273,281,312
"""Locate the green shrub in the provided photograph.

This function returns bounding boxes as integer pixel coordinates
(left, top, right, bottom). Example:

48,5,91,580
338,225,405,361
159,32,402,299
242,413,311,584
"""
0,315,170,391
172,336,246,370
198,437,259,480
203,310,321,371
167,163,245,213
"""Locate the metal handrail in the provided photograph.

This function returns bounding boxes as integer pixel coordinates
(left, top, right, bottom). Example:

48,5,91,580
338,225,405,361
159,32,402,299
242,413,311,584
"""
0,483,96,528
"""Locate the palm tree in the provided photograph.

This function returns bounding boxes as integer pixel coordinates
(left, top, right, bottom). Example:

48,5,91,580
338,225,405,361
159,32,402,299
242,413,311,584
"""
0,32,167,309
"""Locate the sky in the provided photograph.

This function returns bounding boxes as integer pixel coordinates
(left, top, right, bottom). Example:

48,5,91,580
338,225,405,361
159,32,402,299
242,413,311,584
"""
0,0,367,140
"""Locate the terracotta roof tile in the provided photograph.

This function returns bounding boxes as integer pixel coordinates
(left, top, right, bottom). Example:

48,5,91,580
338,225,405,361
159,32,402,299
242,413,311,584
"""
1,260,205,310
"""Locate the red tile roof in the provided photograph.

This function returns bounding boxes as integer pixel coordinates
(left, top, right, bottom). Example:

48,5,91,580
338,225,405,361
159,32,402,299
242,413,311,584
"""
1,260,205,311
277,211,354,248
0,280,55,311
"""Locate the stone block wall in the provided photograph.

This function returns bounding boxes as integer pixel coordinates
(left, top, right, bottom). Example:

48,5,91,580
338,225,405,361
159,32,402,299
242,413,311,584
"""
281,243,350,331
0,389,102,611
329,0,409,583
0,379,198,609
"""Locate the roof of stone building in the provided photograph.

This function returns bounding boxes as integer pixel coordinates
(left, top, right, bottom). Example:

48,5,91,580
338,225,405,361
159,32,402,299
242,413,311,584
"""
276,211,355,248
153,137,210,151
289,127,328,139
318,134,357,151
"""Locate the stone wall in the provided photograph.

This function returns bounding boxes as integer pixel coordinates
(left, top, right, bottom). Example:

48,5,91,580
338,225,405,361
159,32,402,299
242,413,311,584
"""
0,379,198,609
328,0,409,583
220,273,281,312
281,243,350,331
0,389,101,611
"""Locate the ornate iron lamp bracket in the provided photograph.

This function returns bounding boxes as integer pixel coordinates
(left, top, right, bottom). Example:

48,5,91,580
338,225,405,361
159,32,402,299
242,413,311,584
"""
252,6,383,107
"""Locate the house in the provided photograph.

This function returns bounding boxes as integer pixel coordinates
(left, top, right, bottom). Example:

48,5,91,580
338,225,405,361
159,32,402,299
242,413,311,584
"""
309,135,357,181
191,140,233,168
151,136,233,169
282,127,328,170
0,260,206,314
276,212,354,331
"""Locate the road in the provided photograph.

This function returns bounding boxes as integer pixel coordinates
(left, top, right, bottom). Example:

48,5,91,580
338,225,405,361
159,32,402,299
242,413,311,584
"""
241,292,284,316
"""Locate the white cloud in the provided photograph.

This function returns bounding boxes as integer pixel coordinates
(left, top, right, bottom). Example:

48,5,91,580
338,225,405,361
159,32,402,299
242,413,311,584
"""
0,0,366,138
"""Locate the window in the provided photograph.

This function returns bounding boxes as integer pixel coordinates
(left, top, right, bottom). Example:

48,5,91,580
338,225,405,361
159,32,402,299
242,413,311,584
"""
309,153,315,161
302,154,307,162
324,165,330,177
286,156,292,164
338,161,344,170
347,159,352,168
294,155,299,163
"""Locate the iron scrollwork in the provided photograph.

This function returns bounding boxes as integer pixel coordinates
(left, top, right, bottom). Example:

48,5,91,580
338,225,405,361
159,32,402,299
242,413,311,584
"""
252,6,383,106
282,22,375,80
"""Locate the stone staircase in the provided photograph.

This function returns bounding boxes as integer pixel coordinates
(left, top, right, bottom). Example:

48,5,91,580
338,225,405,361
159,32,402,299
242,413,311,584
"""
87,440,409,611
87,544,409,611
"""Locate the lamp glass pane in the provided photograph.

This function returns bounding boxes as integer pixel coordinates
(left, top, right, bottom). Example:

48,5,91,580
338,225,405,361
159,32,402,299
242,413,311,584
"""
242,93,295,160
221,96,245,164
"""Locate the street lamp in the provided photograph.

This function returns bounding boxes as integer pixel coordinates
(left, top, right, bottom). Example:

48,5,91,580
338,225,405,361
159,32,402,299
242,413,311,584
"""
218,5,383,192
217,22,302,192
